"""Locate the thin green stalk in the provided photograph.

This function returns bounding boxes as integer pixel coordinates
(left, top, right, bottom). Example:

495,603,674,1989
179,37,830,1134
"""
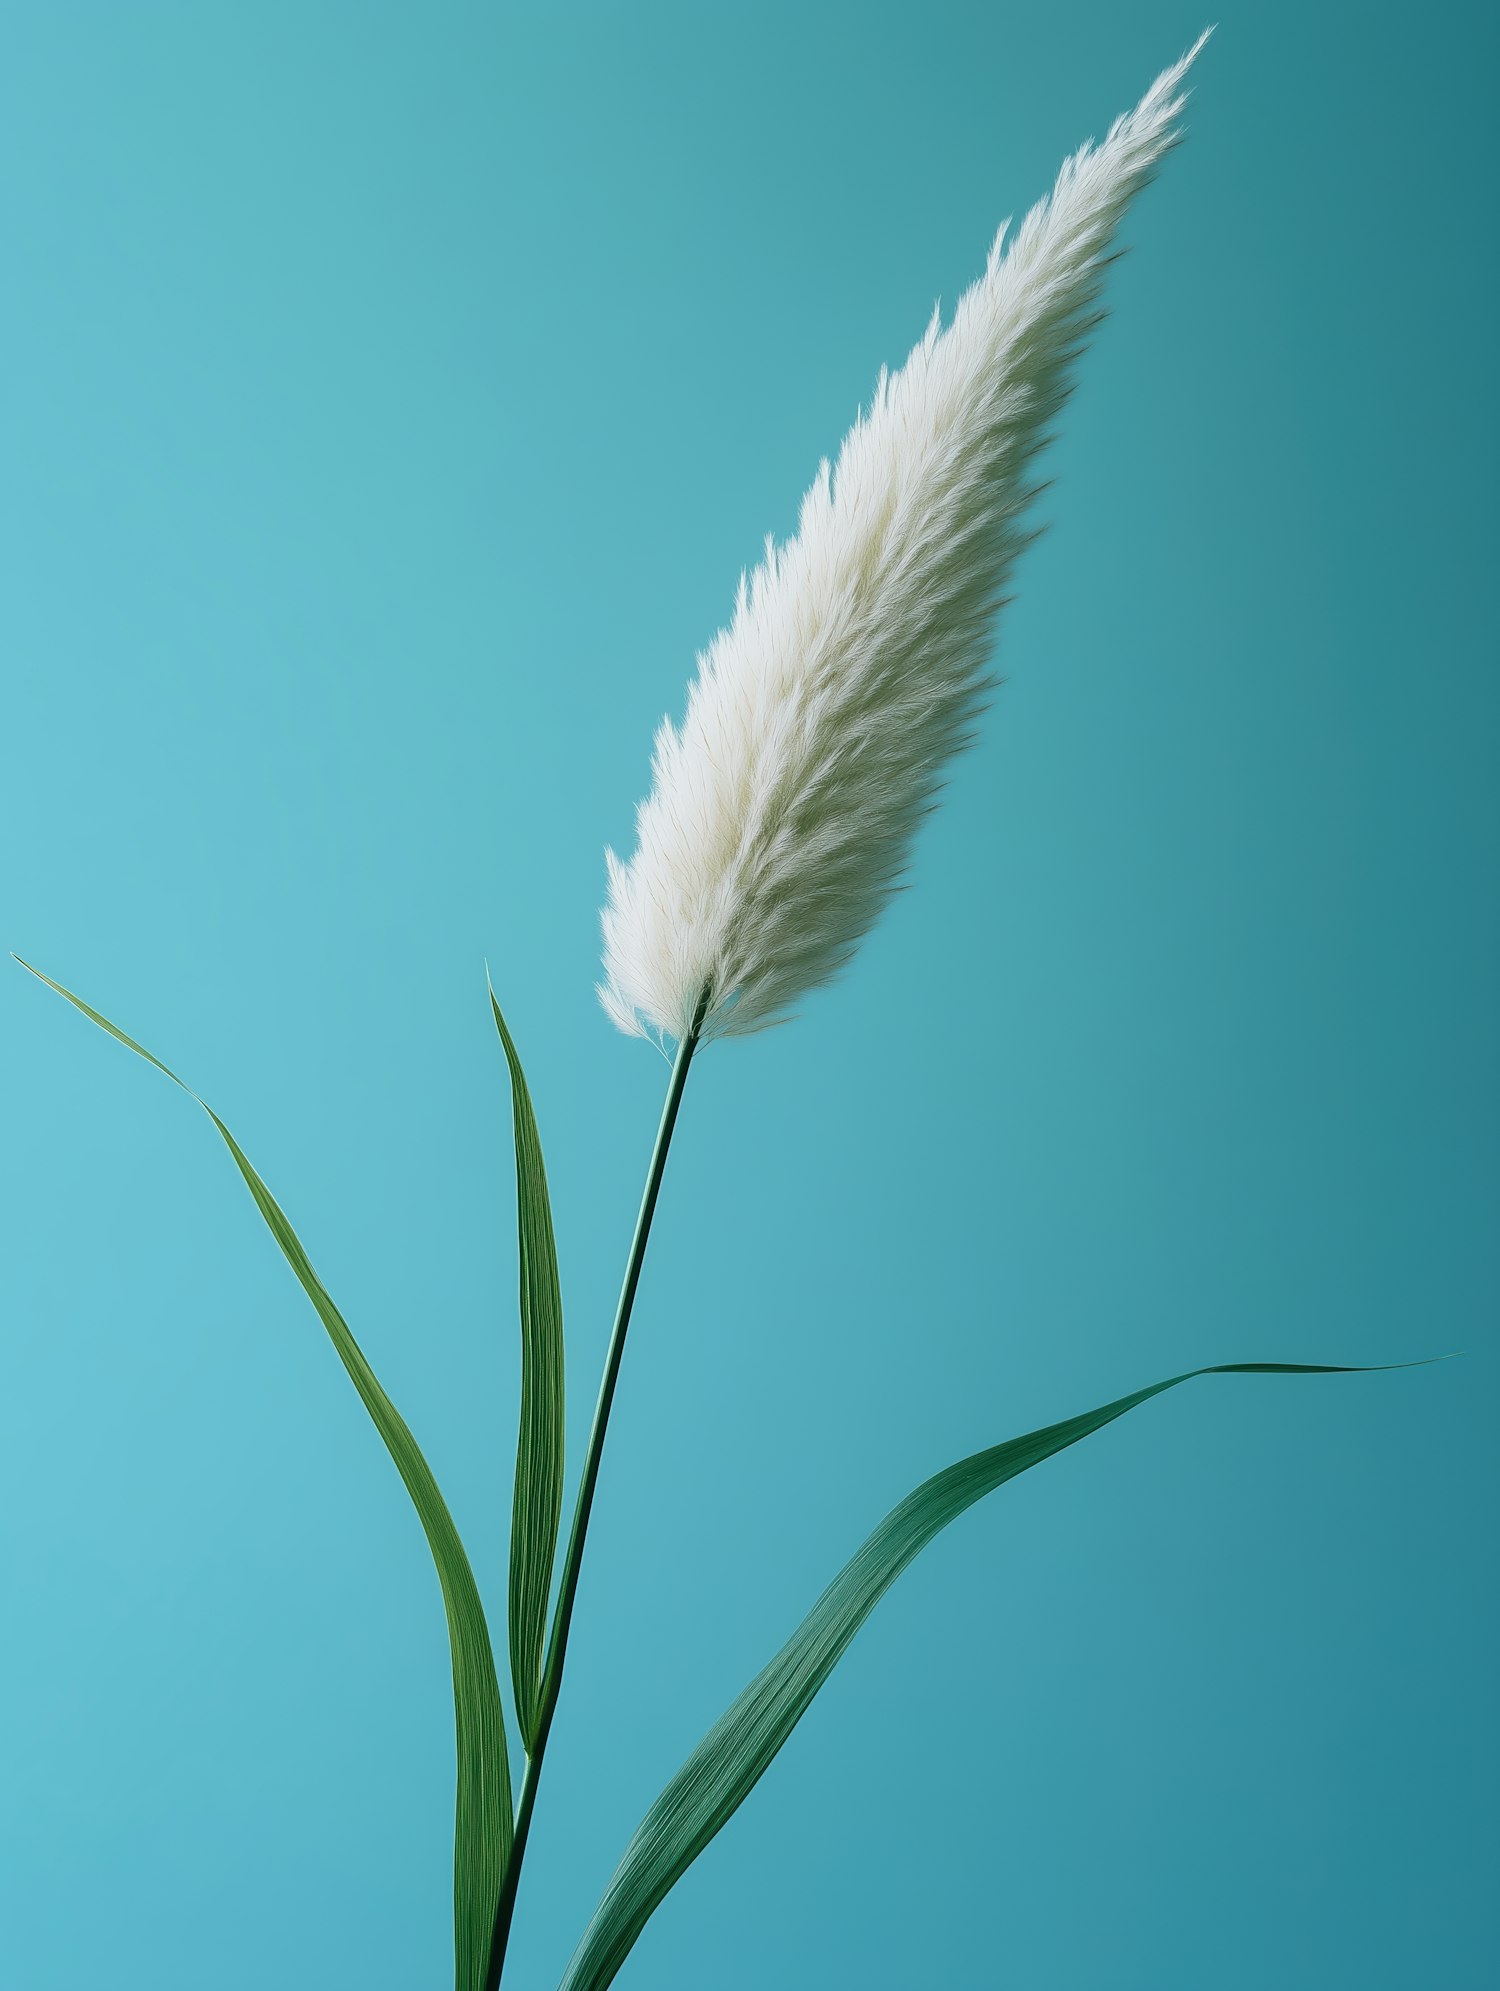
485,1010,704,1986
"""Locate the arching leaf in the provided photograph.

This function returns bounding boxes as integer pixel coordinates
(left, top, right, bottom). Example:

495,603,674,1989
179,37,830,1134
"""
17,957,512,1991
561,1361,1393,1990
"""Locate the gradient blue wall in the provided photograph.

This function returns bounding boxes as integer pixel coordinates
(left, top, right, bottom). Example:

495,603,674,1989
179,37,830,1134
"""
2,5,1494,1986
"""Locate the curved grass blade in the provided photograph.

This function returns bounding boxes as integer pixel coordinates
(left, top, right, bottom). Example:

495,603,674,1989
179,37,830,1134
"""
16,957,513,1991
488,974,565,1751
560,1360,1405,1991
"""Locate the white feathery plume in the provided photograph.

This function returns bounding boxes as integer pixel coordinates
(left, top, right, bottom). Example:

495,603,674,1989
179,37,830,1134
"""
600,34,1208,1045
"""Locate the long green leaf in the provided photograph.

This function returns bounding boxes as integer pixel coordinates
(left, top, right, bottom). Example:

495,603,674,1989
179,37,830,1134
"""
17,958,513,1991
488,976,565,1751
560,1360,1396,1990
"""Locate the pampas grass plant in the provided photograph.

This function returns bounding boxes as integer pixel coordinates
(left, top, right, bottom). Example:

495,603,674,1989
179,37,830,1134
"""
16,33,1421,1991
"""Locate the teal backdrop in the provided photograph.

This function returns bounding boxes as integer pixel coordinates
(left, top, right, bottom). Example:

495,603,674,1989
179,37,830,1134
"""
2,5,1494,1987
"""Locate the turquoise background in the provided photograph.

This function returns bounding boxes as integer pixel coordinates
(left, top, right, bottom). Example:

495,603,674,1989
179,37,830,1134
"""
2,4,1494,1986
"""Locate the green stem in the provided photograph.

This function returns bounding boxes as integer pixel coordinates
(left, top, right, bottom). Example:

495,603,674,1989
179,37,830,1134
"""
484,1011,704,1987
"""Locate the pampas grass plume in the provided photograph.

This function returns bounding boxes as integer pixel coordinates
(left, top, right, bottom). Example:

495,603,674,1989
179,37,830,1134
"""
601,35,1208,1044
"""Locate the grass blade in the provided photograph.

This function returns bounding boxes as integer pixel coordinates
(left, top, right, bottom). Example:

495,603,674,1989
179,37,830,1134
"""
16,957,513,1991
560,1360,1408,1990
488,976,566,1751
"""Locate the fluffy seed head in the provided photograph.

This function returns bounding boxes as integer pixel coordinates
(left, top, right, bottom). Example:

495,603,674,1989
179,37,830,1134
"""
600,36,1208,1045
